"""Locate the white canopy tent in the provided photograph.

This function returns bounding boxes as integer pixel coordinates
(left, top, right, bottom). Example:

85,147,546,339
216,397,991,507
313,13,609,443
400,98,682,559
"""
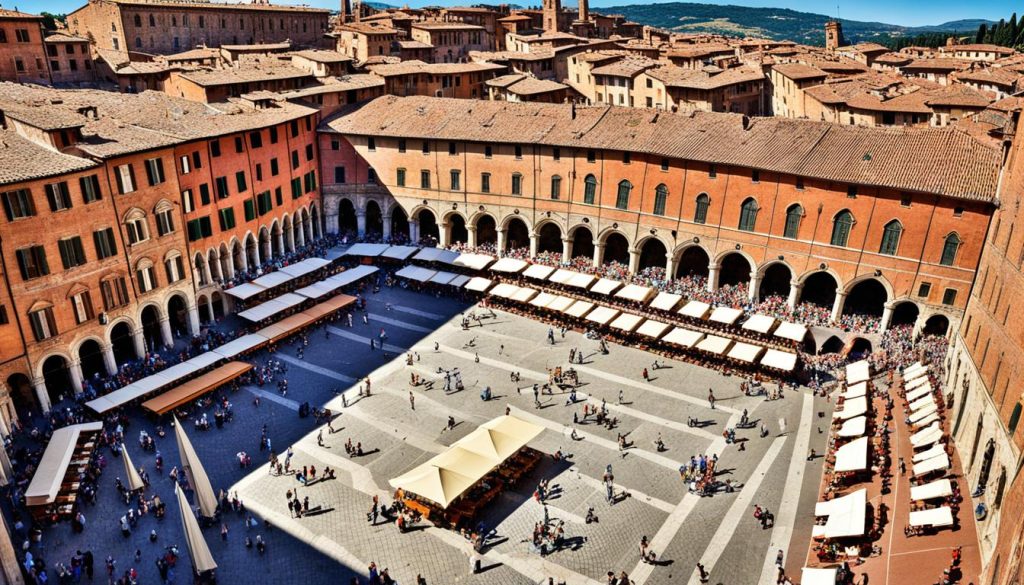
564,300,595,318
709,306,743,326
277,257,331,278
464,277,493,292
344,243,390,257
833,397,868,421
662,327,704,348
547,269,576,285
911,424,944,449
846,360,871,385
529,292,557,309
236,292,306,322
727,342,764,363
913,412,941,429
511,287,538,303
905,365,930,382
448,274,471,288
636,320,671,340
248,271,293,290
774,321,808,342
522,264,556,280
913,452,950,477
454,253,496,271
760,349,798,372
25,422,103,506
412,247,459,264
909,506,954,528
324,265,378,288
801,568,839,585
488,283,520,298
913,443,946,463
223,282,266,300
813,488,867,538
741,314,777,334
649,292,682,312
614,284,654,303
843,382,867,400
428,271,460,286
294,281,340,300
546,296,574,312
609,313,645,333
679,300,711,320
589,278,622,296
696,335,733,355
910,479,953,501
585,306,620,326
381,245,419,260
837,416,866,438
906,384,934,403
566,272,597,290
210,334,266,359
834,436,869,472
489,258,528,273
395,266,436,282
909,395,936,414
909,402,939,424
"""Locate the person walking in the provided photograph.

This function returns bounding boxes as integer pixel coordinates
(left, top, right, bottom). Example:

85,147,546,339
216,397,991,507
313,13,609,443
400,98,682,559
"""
708,389,716,410
409,391,415,410
642,368,649,382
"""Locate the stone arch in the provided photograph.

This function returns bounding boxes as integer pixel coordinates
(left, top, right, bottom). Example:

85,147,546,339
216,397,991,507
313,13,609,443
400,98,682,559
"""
207,248,222,282
416,207,439,244
504,215,530,253
106,316,138,365
6,373,35,417
758,261,793,300
244,231,260,271
536,221,563,255
139,303,163,352
820,335,844,354
258,225,272,263
674,244,711,279
473,213,498,247
717,251,754,288
799,270,840,308
843,277,890,318
924,314,950,336
568,224,594,260
166,291,190,339
76,337,107,381
891,300,920,328
210,291,225,319
40,353,74,404
850,337,873,356
270,219,283,259
365,199,383,238
444,211,469,245
197,294,211,325
390,205,409,240
601,230,630,266
193,252,208,287
300,207,313,244
636,236,668,272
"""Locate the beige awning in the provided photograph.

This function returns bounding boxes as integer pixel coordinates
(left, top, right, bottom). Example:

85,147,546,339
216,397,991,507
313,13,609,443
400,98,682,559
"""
25,421,103,506
678,300,711,320
122,444,145,491
175,483,218,574
636,319,671,339
142,362,253,415
609,313,644,333
649,292,682,312
741,314,777,334
589,278,622,296
523,264,556,280
709,306,743,325
174,417,217,518
585,306,620,325
614,284,654,303
388,464,477,509
834,436,868,472
846,360,871,385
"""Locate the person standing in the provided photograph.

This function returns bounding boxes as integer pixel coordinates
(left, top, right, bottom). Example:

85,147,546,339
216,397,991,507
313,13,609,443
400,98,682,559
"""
409,391,415,410
708,389,716,410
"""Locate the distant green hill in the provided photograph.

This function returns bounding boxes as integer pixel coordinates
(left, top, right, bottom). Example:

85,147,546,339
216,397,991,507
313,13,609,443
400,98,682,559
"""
599,2,990,45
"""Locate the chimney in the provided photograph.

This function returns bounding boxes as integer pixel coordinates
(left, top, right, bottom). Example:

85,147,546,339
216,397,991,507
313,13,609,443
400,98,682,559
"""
571,101,576,119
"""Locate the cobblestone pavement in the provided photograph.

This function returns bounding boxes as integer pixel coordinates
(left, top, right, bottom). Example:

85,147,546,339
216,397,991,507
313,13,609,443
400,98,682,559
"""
30,283,834,585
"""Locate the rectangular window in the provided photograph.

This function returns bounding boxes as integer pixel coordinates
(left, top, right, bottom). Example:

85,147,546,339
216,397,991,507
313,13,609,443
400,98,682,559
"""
275,187,282,206
115,163,136,194
71,290,95,324
269,126,279,144
623,152,631,164
244,199,256,221
448,142,456,155
367,137,376,151
450,170,461,191
136,264,157,293
514,145,523,159
511,173,522,195
303,171,317,193
235,171,247,193
550,176,561,200
125,217,148,245
156,209,174,236
398,139,406,153
305,144,314,161
291,177,302,199
165,255,185,283
396,168,406,187
191,152,202,170
291,150,299,170
100,276,130,310
420,170,431,189
186,217,212,241
795,177,804,190
93,228,118,259
218,208,236,231
215,176,229,199
290,120,299,138
180,155,192,174
270,158,279,177
58,236,87,269
421,141,429,154
917,282,932,298
847,185,858,198
481,172,490,193
255,164,263,182
29,307,56,341
199,183,211,205
661,158,669,171
708,165,717,178
80,175,102,203
942,288,958,306
334,166,346,184
587,150,596,163
181,189,194,214
46,182,72,212
234,136,244,153
1,188,36,220
16,245,49,280
145,158,165,186
553,147,560,161
250,131,262,148
484,146,492,159
900,194,912,207
257,191,273,216
0,305,7,325
210,140,221,157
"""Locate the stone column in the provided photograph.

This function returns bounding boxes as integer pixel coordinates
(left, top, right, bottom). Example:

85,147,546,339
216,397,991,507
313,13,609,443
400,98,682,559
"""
879,301,895,333
286,227,296,253
0,510,25,584
665,256,676,282
355,211,366,238
32,377,51,413
69,360,84,397
627,248,640,274
561,237,573,264
158,317,174,348
382,214,392,241
296,222,307,248
206,301,216,323
748,271,761,303
326,210,339,235
409,219,420,244
592,243,605,268
466,225,478,248
787,280,802,310
274,230,285,257
438,222,449,246
496,228,506,254
188,304,201,335
250,241,261,270
237,246,249,274
132,326,147,356
707,262,721,292
529,233,539,258
102,343,118,376
830,290,847,322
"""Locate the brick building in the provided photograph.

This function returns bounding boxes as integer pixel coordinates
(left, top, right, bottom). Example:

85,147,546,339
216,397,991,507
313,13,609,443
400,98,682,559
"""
43,32,96,85
67,0,329,55
0,84,322,418
0,8,50,84
318,96,996,344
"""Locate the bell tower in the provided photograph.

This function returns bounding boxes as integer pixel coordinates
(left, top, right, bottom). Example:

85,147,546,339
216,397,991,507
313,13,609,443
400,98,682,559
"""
543,0,561,34
825,20,843,50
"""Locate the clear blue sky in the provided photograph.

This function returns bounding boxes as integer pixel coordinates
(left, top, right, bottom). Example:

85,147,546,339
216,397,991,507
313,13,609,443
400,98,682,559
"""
11,0,1013,27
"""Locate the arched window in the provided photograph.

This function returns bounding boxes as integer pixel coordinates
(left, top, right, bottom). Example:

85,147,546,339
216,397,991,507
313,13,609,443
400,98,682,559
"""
830,209,855,247
653,184,668,216
940,233,961,266
133,14,142,27
134,37,142,48
615,180,632,210
135,258,157,293
124,208,149,245
879,220,903,256
164,250,185,284
694,193,710,224
550,175,561,200
583,174,597,205
783,204,803,239
738,198,758,232
149,14,156,26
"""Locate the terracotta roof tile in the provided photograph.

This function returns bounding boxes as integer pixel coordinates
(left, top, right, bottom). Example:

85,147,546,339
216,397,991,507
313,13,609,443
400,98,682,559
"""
321,95,1000,202
0,128,96,187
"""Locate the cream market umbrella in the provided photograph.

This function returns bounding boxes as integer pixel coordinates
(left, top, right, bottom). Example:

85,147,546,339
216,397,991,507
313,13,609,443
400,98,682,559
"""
173,416,217,518
175,483,217,575
121,444,145,492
